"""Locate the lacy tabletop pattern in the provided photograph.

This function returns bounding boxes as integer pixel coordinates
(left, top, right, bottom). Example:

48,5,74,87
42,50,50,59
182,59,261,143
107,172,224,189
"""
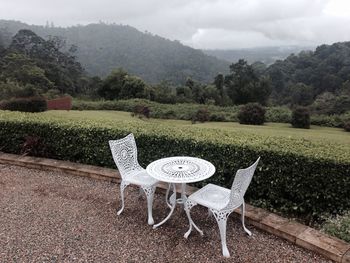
146,157,215,183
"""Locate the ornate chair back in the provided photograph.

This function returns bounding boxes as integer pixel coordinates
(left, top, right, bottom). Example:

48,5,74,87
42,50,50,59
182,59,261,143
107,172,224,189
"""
224,157,260,210
109,134,142,179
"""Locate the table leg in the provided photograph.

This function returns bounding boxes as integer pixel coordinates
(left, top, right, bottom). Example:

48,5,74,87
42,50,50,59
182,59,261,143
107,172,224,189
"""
153,183,177,229
181,183,187,201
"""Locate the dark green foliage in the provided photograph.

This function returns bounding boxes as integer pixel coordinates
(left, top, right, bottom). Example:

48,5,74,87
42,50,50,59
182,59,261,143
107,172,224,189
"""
0,81,39,100
21,135,51,157
289,83,314,106
0,111,349,224
267,42,350,111
132,105,150,119
224,59,271,105
0,20,229,84
192,108,210,123
265,106,291,123
344,121,350,132
0,97,47,112
292,107,310,129
0,29,86,98
97,68,148,100
322,211,350,242
238,103,266,125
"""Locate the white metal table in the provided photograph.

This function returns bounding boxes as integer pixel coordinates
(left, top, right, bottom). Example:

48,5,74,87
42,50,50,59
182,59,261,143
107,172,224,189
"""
146,156,215,229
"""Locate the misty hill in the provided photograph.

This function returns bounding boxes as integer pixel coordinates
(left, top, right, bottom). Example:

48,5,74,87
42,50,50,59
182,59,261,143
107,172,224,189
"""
203,46,314,65
0,20,229,84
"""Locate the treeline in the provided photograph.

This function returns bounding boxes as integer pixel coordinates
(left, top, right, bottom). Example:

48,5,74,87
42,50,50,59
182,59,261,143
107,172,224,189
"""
1,27,350,119
267,43,350,114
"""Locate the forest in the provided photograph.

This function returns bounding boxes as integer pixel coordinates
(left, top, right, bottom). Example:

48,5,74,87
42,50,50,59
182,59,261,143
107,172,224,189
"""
0,23,349,118
0,20,229,84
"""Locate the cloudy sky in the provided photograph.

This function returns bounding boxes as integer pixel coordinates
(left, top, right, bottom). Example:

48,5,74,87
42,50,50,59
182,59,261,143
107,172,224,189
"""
1,0,350,49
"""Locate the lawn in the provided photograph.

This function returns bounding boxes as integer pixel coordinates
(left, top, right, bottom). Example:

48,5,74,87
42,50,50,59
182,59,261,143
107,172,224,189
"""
43,110,350,146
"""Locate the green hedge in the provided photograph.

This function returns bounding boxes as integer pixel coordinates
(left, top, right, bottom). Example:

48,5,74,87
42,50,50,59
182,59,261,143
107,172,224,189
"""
0,110,350,224
73,99,350,128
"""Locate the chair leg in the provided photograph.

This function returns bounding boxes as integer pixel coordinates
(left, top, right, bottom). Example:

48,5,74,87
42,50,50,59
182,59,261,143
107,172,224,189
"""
184,199,203,238
142,185,156,225
241,202,252,236
117,180,129,215
213,210,232,258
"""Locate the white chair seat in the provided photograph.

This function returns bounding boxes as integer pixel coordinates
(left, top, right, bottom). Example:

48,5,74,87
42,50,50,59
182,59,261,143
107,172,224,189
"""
184,158,260,258
189,184,231,211
125,169,158,186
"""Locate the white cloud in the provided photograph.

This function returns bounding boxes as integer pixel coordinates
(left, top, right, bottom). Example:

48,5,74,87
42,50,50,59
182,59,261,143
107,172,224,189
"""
0,0,349,48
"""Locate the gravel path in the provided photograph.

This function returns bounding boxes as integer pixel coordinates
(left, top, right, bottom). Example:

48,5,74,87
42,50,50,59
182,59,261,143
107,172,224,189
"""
0,164,332,263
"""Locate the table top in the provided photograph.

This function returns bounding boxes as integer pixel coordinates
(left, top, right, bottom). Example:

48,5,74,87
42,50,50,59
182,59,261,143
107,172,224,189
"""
146,156,215,183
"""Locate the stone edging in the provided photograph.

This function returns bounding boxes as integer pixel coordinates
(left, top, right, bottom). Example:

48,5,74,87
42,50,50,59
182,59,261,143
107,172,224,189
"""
0,152,349,262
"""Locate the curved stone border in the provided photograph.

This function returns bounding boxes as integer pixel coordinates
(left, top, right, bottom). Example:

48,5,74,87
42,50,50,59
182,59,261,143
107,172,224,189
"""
0,152,349,262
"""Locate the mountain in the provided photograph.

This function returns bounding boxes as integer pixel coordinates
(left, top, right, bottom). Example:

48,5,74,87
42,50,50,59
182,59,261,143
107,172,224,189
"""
0,20,229,84
203,46,314,65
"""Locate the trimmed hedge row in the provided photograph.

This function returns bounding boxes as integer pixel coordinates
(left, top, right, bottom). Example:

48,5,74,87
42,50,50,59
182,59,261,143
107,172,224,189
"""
72,99,350,128
0,97,47,112
0,110,349,223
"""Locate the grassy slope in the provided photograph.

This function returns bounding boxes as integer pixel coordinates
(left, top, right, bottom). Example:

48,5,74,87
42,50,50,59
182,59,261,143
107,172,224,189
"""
43,110,350,146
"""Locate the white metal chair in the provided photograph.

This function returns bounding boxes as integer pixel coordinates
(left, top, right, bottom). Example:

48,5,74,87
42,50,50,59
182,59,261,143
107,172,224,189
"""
184,157,260,257
109,133,158,225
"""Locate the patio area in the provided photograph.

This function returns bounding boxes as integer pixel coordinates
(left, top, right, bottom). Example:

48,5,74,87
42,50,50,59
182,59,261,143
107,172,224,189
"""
0,164,332,262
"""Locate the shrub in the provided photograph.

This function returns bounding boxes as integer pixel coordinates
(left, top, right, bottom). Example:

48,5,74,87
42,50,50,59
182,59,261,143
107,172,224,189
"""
0,97,47,112
291,107,310,129
209,113,226,122
0,110,349,224
238,103,265,125
344,121,350,132
192,108,210,123
266,107,291,123
322,211,350,242
132,105,150,119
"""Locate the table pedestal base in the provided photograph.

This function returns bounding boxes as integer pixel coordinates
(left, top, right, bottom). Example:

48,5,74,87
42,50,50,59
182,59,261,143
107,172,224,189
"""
153,183,189,229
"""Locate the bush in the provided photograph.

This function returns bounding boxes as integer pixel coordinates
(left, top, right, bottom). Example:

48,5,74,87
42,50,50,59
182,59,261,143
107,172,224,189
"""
292,107,310,129
344,121,350,132
266,107,291,123
238,103,266,125
0,97,47,112
132,105,150,119
1,110,349,224
322,211,350,242
192,108,210,123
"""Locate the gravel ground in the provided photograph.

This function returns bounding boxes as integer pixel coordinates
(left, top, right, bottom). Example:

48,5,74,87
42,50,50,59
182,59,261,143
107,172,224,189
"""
0,164,333,263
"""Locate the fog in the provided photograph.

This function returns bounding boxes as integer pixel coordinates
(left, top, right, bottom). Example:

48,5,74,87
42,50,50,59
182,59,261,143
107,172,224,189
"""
1,0,350,48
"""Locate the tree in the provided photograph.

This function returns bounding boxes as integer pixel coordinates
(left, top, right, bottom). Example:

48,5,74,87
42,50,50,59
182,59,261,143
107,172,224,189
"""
289,83,314,106
120,75,147,99
98,68,127,99
225,59,271,105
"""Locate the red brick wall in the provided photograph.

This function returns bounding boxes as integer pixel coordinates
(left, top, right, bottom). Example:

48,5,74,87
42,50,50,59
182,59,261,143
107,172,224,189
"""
46,96,72,110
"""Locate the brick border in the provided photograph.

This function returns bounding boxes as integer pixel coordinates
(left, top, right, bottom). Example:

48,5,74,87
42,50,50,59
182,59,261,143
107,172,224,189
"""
0,152,349,262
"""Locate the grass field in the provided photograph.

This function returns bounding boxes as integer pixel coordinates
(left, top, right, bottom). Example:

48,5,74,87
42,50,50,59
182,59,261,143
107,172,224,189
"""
43,110,350,146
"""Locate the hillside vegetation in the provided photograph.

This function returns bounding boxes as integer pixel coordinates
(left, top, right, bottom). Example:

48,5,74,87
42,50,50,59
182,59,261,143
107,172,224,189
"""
0,20,229,84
